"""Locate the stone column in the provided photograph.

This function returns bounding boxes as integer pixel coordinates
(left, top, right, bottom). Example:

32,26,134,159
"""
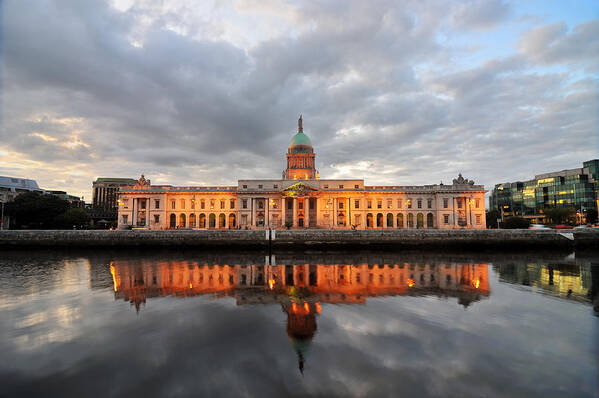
266,196,270,228
453,197,457,228
346,198,350,228
293,197,297,228
281,197,286,228
332,198,337,228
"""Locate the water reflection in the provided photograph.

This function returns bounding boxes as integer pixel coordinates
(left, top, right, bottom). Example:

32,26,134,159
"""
110,259,490,373
0,250,597,397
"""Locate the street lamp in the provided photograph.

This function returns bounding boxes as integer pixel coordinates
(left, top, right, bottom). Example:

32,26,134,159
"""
0,200,4,230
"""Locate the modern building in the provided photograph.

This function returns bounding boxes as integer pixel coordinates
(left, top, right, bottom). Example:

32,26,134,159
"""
489,160,599,222
91,177,137,224
0,176,44,203
118,117,487,230
46,190,85,208
0,176,45,229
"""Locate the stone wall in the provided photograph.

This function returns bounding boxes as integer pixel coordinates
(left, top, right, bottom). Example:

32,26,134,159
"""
0,229,597,249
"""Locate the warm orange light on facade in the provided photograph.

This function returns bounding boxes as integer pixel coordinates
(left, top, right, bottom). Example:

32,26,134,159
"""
407,278,415,287
189,282,193,288
109,264,118,292
292,302,298,313
473,280,480,289
304,302,310,312
315,302,322,313
268,278,275,290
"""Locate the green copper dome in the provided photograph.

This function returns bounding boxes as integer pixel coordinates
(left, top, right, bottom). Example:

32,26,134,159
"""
289,131,312,148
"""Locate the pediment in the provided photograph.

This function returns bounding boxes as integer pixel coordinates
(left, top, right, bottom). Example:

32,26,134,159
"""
281,182,319,197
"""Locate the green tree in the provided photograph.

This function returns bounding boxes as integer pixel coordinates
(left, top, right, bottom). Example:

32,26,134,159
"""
5,192,70,229
544,207,576,225
486,209,500,228
59,208,91,229
501,216,530,229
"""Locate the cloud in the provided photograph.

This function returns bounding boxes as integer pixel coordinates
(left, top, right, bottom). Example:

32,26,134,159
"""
0,0,596,200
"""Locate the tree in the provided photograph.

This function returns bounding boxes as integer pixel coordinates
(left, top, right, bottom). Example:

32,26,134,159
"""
59,208,91,229
585,208,598,224
501,216,530,229
5,192,70,229
486,209,500,229
544,207,575,225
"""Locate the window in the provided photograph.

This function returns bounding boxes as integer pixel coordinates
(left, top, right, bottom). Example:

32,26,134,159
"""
407,199,412,209
288,200,293,210
427,199,432,208
355,184,359,189
258,184,263,189
339,201,344,209
298,201,303,210
230,200,235,209
272,199,279,209
476,214,481,224
377,200,382,209
180,199,185,209
140,200,146,210
155,200,160,209
171,200,176,210
397,199,402,208
339,184,344,189
387,199,392,209
201,200,205,209
475,199,480,208
210,199,215,209
258,201,264,209
220,200,225,209
355,200,360,209
458,200,462,209
242,199,247,209
123,199,129,209
154,215,160,224
242,185,247,189
273,184,278,189
191,200,195,209
324,184,329,189
367,200,372,209
417,199,422,209
443,198,448,208
309,199,314,210
444,214,449,224
122,215,128,224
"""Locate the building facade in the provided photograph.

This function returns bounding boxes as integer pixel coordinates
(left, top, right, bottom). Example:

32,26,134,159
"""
118,118,486,230
489,159,599,221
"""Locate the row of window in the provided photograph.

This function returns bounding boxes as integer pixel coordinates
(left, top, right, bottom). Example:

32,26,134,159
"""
123,197,482,211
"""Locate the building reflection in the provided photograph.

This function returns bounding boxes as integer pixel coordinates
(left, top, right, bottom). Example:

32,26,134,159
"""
109,260,490,372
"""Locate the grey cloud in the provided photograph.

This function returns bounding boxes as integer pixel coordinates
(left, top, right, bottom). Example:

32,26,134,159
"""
0,0,596,200
518,20,599,71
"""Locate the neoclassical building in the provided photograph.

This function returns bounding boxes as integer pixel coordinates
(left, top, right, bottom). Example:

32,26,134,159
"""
117,117,486,230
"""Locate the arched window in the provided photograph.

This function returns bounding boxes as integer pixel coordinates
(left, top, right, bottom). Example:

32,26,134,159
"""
219,213,226,228
209,214,216,228
366,213,373,228
229,213,236,228
386,213,393,227
397,213,403,228
417,213,424,229
189,214,196,228
408,213,414,228
199,214,206,228
427,213,434,228
179,214,186,228
376,213,383,228
170,213,176,228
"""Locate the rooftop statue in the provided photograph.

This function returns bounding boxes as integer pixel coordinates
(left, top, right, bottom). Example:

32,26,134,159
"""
453,173,475,185
298,114,303,132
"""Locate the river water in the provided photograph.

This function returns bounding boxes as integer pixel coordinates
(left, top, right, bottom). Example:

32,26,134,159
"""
0,250,597,397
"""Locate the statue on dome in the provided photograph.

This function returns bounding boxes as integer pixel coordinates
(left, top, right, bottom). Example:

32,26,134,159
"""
298,114,303,133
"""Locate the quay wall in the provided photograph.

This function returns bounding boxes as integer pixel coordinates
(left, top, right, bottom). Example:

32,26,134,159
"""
0,229,597,250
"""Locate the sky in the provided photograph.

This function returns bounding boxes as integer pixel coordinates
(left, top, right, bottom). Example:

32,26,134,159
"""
1,0,598,202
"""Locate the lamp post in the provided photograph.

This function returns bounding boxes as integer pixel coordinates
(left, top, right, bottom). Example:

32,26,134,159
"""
1,200,4,230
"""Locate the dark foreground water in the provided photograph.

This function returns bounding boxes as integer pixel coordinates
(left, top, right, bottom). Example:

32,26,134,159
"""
0,250,597,398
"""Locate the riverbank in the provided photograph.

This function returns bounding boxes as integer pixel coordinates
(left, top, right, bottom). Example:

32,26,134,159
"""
0,229,597,250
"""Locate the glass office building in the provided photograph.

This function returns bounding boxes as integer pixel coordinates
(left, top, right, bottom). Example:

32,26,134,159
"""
489,159,599,221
